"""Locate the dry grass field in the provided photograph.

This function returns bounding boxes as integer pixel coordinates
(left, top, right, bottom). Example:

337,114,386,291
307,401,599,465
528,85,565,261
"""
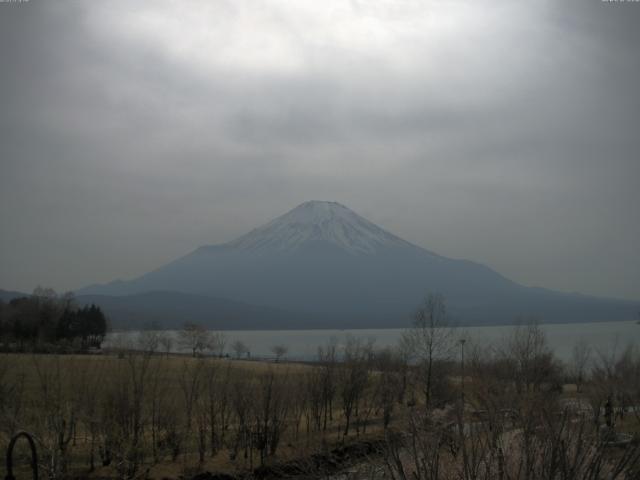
3,322,640,480
0,350,392,479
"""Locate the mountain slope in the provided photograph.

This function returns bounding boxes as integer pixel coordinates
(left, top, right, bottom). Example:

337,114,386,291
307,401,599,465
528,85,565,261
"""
0,289,28,302
78,201,640,327
75,291,323,330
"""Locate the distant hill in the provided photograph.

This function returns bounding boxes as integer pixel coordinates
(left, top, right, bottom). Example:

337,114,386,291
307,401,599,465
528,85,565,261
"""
77,200,640,328
0,289,28,302
0,288,320,330
75,291,323,330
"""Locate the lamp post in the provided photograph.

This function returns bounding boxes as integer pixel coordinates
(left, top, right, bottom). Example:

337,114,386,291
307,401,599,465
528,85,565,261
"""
460,338,466,405
459,338,469,478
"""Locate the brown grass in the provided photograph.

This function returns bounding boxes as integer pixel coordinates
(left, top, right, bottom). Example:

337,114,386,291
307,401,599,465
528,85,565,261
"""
0,352,386,479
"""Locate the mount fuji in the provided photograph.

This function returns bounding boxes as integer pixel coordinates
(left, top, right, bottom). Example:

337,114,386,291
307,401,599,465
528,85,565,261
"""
78,201,639,329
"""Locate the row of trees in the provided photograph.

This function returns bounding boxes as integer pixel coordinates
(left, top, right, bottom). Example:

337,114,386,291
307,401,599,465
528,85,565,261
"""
127,323,283,361
1,294,639,479
0,338,404,479
128,322,289,361
0,288,107,351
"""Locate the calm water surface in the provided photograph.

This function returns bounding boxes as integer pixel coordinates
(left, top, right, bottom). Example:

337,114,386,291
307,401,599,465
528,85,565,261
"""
106,320,640,362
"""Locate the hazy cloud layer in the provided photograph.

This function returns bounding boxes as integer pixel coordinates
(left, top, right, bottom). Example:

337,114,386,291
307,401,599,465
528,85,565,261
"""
1,0,639,300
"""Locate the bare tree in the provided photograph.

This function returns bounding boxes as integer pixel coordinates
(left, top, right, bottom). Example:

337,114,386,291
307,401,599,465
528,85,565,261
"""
230,372,254,467
90,349,155,478
231,340,249,359
289,373,307,440
30,355,77,479
570,338,592,393
158,331,173,357
210,332,227,357
179,358,205,441
372,348,403,430
253,369,291,464
502,320,560,394
303,369,324,434
270,344,288,362
178,322,212,357
339,336,372,437
75,357,107,472
137,324,161,354
201,360,232,458
402,293,455,408
318,338,338,430
146,355,171,464
0,354,25,442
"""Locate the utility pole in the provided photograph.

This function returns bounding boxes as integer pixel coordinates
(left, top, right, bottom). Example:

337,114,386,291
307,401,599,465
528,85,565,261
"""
459,337,468,478
460,338,466,404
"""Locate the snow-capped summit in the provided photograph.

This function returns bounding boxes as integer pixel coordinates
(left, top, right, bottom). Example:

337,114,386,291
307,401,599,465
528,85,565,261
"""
227,200,411,254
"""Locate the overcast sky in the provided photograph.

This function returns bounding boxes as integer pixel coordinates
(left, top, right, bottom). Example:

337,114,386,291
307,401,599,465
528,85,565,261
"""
1,0,638,300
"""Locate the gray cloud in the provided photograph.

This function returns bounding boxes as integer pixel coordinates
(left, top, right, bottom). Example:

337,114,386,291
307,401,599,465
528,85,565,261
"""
1,0,638,300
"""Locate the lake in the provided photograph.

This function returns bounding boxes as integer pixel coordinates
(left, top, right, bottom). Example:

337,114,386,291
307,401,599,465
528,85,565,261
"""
106,320,640,362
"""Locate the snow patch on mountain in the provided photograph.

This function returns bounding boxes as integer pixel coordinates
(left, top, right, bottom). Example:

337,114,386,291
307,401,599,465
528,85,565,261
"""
225,201,413,254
